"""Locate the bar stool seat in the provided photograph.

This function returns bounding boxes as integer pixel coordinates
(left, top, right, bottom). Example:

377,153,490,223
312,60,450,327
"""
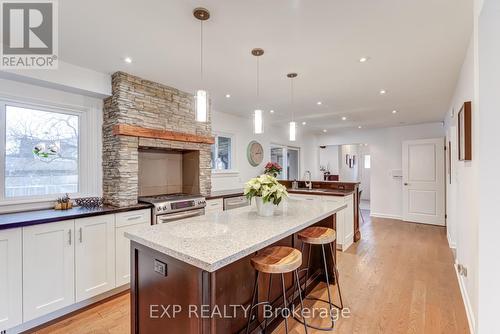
251,246,302,274
298,226,336,245
246,246,308,334
294,226,344,331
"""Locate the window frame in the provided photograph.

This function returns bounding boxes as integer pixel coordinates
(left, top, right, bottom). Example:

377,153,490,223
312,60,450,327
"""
211,132,238,175
0,98,85,204
364,154,371,169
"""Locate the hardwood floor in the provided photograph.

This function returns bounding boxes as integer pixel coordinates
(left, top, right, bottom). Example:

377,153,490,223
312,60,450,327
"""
33,214,469,334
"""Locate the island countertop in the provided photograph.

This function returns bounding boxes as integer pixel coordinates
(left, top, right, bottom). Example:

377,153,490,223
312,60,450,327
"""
125,198,346,272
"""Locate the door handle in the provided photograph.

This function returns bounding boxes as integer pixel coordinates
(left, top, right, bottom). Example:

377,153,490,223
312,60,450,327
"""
404,183,409,186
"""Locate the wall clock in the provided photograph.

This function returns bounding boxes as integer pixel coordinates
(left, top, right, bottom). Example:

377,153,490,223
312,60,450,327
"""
247,141,264,167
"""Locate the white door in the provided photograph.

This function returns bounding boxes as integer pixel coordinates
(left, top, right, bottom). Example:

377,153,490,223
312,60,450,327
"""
23,220,75,321
75,215,116,302
402,138,445,225
0,229,23,331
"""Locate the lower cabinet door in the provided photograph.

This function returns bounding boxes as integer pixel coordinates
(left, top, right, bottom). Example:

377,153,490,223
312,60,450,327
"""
75,215,116,302
23,220,75,322
115,222,149,286
0,229,22,331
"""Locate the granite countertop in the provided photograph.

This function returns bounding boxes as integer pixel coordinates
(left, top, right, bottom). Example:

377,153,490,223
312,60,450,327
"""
0,203,152,230
125,199,347,272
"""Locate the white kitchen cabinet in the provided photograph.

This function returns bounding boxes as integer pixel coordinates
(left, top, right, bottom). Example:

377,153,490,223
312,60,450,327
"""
321,194,354,251
205,198,224,214
75,215,116,302
0,229,22,331
23,220,75,322
115,209,150,286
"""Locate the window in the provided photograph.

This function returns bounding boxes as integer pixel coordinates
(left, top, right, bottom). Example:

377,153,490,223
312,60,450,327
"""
211,134,233,171
2,104,79,198
364,155,371,169
270,144,300,180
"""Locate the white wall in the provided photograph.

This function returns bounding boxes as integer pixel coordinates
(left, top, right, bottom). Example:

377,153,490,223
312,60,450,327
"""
316,122,445,219
211,110,318,190
477,0,500,332
443,34,478,332
319,145,340,175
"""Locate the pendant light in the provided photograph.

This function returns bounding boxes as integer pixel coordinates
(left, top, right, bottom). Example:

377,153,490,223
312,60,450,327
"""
193,8,210,122
287,73,298,141
252,48,264,134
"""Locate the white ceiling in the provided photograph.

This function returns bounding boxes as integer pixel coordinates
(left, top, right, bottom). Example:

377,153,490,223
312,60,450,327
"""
59,0,472,132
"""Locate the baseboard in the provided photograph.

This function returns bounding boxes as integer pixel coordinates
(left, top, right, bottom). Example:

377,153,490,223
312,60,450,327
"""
454,264,476,334
447,232,457,249
370,212,403,220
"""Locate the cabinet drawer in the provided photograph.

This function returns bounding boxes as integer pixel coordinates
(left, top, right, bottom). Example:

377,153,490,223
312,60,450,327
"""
115,209,151,228
205,199,223,213
288,194,321,201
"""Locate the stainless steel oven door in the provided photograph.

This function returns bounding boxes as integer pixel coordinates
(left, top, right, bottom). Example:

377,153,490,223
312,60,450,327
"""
155,208,205,224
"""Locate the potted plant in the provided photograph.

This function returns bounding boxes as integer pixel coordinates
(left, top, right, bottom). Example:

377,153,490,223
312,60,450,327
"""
264,162,282,177
244,174,288,216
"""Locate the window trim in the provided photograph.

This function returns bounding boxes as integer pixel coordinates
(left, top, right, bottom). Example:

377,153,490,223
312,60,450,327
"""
0,97,86,204
211,131,239,175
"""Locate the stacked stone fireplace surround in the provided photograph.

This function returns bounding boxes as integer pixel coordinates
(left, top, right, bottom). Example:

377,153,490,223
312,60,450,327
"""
103,72,212,207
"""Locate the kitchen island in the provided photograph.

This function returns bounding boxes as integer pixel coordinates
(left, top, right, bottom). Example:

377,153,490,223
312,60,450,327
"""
126,198,347,334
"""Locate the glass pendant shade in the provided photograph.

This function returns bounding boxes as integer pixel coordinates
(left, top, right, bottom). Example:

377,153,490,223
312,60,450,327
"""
289,121,296,141
254,109,263,134
195,90,208,122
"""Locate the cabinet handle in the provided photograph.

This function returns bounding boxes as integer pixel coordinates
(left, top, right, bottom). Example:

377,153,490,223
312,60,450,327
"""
79,227,83,243
127,215,142,221
68,229,72,245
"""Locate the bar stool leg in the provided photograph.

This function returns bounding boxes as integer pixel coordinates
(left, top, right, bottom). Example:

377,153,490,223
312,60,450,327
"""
263,274,273,334
280,273,289,334
321,244,336,329
246,271,260,334
329,243,344,309
294,269,309,334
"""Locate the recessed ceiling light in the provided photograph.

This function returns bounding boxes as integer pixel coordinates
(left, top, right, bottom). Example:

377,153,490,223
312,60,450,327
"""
341,116,347,121
392,110,398,114
379,89,387,95
269,110,274,114
317,101,322,105
359,57,369,63
322,129,327,133
225,94,231,98
302,121,307,125
124,57,132,64
358,125,363,129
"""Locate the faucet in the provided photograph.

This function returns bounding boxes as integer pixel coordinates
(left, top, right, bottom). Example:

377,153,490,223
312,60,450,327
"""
304,171,312,190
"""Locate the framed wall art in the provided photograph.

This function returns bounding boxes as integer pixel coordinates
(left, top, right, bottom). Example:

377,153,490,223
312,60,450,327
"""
458,101,472,161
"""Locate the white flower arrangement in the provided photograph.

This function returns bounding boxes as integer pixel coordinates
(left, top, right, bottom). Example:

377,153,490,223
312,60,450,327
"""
244,174,289,205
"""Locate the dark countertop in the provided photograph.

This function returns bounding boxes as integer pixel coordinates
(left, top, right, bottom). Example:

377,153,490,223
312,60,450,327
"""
206,189,244,200
0,203,152,230
205,188,354,200
288,189,355,196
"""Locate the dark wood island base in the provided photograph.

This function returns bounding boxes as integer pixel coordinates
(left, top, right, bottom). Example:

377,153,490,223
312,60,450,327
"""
130,214,337,334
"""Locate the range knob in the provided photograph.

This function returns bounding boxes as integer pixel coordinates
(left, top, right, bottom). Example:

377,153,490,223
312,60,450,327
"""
156,206,161,212
163,205,168,211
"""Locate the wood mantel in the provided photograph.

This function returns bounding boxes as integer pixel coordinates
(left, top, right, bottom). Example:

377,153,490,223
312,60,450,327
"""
112,124,215,144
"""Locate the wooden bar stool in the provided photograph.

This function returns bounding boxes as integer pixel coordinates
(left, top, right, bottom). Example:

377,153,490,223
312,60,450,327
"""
295,226,344,331
246,246,308,334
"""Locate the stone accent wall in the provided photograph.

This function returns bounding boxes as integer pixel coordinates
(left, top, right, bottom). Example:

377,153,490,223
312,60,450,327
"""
103,72,212,207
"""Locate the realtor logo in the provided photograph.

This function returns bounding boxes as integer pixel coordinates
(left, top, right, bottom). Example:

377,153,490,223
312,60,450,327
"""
1,0,58,69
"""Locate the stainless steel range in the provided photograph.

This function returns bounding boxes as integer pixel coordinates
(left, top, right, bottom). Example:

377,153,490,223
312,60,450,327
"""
139,194,206,225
